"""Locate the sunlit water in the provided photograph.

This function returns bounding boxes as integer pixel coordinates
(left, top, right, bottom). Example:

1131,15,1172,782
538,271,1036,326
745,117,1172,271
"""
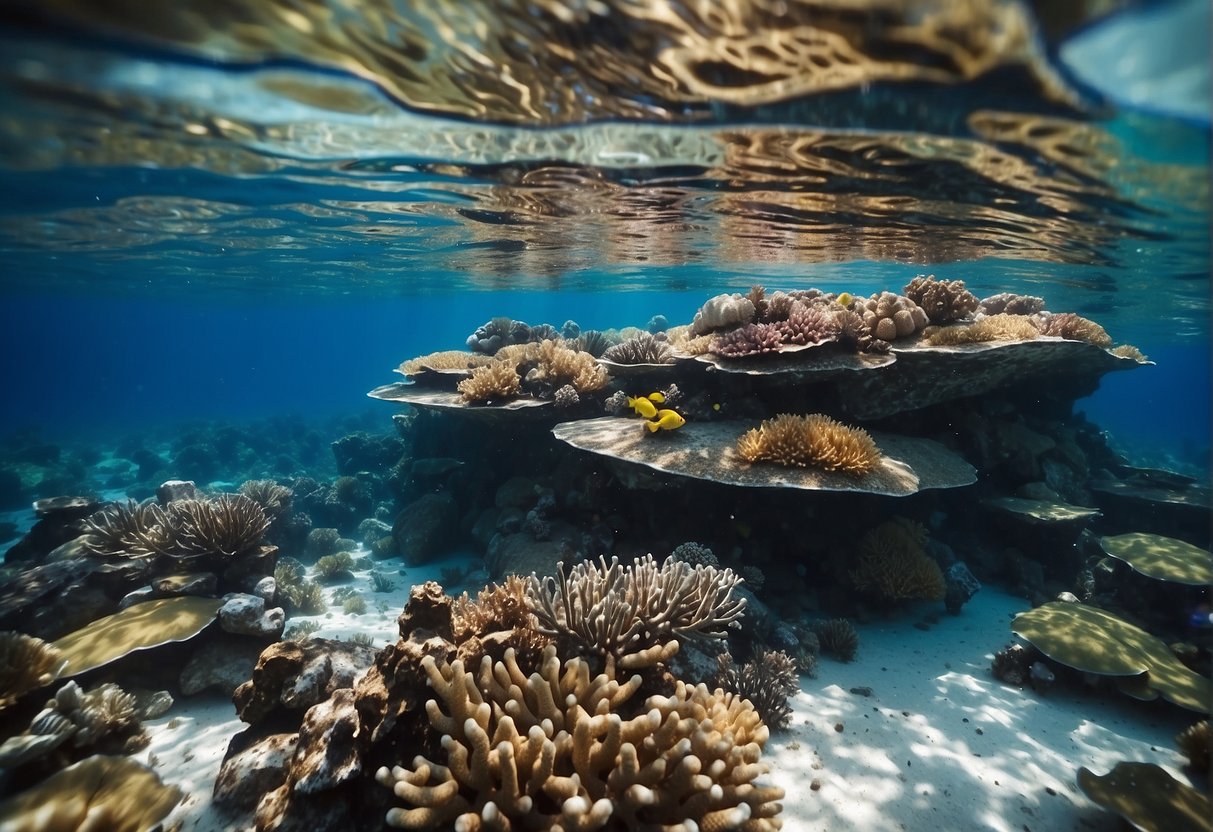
0,0,1209,473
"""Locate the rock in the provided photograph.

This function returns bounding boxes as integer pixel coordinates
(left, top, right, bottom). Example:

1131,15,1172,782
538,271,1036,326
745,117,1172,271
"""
3,497,100,564
849,686,874,697
180,638,266,696
484,530,569,581
233,639,377,726
119,587,157,609
944,561,981,615
494,476,541,509
253,576,277,604
290,689,361,793
152,572,218,597
33,496,101,520
392,493,459,566
330,432,405,477
356,518,391,548
219,593,286,640
214,733,299,811
156,480,200,504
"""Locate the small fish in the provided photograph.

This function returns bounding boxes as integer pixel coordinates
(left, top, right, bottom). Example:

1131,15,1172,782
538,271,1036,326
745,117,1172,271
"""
627,395,659,419
646,391,666,404
645,409,686,432
836,292,853,307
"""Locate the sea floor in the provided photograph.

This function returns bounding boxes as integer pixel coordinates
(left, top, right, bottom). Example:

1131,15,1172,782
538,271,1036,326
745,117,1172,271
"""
136,554,1193,832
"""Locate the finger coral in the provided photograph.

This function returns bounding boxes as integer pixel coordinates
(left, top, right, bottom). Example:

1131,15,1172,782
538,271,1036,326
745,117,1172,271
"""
1034,312,1112,347
526,555,745,673
736,413,882,476
1,632,66,710
923,313,1040,345
903,275,979,324
375,645,784,831
848,518,946,602
457,360,522,403
600,332,675,365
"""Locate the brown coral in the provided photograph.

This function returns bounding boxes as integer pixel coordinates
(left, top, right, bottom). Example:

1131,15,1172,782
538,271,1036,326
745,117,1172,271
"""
457,359,522,403
812,619,859,662
375,645,784,831
903,275,980,324
979,292,1046,316
1035,312,1112,347
1111,344,1148,361
714,650,799,731
859,291,929,341
736,413,882,476
1176,720,1210,775
163,494,269,560
81,500,169,559
1,632,66,710
528,339,609,393
397,350,494,376
848,518,946,602
923,313,1040,345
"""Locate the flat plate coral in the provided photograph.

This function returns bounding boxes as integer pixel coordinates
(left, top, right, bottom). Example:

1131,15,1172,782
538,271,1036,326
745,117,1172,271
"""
552,417,975,496
367,382,552,415
694,346,895,377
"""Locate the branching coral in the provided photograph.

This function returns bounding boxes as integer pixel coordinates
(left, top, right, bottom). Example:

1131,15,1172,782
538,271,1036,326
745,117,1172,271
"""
457,360,522,403
979,292,1045,316
777,301,841,346
736,413,882,476
1034,312,1112,347
670,541,719,568
527,339,610,394
903,275,979,324
525,555,746,673
397,350,494,376
239,479,294,519
81,500,169,558
375,645,784,831
162,494,269,561
848,518,946,602
713,650,799,731
923,313,1040,345
812,619,859,662
859,292,929,341
600,332,675,365
710,322,785,358
452,575,535,641
1,632,66,710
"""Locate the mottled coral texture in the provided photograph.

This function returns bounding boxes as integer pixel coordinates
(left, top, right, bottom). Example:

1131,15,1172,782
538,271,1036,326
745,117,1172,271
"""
0,632,65,710
713,650,799,731
376,646,784,831
923,313,1040,345
527,339,609,393
600,332,674,364
736,413,882,475
848,518,946,602
397,350,494,376
904,274,979,324
457,359,522,402
860,291,929,342
1034,312,1112,347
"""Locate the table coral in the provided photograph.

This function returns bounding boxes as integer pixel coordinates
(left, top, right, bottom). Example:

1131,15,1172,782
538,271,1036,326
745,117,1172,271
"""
375,645,784,831
736,413,882,475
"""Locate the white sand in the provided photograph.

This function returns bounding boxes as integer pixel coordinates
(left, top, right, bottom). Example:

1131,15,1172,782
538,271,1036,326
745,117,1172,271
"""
143,569,1194,832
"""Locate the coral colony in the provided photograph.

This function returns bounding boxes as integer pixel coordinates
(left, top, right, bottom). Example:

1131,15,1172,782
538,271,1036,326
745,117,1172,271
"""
1,274,1209,832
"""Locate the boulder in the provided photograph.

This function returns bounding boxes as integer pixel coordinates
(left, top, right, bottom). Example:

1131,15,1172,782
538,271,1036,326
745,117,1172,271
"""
392,492,459,565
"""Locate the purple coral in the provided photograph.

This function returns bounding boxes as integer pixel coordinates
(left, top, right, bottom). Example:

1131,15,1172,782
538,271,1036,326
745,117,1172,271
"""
778,303,841,346
710,322,784,358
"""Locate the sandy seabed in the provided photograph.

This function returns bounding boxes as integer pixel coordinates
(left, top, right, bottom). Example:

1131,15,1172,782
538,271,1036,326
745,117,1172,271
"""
140,554,1193,832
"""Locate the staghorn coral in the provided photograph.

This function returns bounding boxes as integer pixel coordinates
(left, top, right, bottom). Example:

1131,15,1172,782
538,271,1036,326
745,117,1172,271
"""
525,555,745,673
81,500,169,559
1,632,66,710
600,332,675,365
1111,344,1148,361
848,519,946,603
903,275,979,324
812,619,859,662
737,413,882,476
689,292,756,336
710,321,784,358
527,339,610,394
776,301,841,346
979,292,1046,316
1176,720,1210,775
375,645,783,831
923,313,1039,345
398,350,494,376
162,494,269,561
859,292,930,342
1034,312,1113,347
239,479,294,519
457,360,522,403
713,650,799,731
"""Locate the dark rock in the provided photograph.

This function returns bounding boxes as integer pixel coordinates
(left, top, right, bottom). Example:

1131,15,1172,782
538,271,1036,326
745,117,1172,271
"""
180,637,267,696
34,496,100,520
944,561,982,615
484,529,569,580
355,518,391,548
305,528,342,558
214,733,299,811
495,476,541,509
330,432,405,477
4,496,101,564
219,593,286,640
152,572,218,597
392,493,459,566
290,689,362,793
233,639,377,726
0,557,117,639
849,686,874,697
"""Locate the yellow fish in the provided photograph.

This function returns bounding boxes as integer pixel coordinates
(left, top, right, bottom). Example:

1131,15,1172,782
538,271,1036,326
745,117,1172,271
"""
836,292,853,307
627,395,659,419
645,409,686,432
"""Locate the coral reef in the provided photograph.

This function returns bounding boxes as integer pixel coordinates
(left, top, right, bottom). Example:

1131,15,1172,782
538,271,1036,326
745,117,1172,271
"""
670,541,719,568
848,518,946,603
600,332,675,365
1176,720,1210,775
0,631,66,710
812,619,859,662
737,413,882,476
397,350,493,376
239,479,294,519
527,339,610,394
713,650,799,731
710,322,785,357
1110,344,1148,361
1034,312,1112,347
375,645,784,831
457,360,522,403
923,313,1040,345
859,291,929,341
903,275,980,324
525,555,745,672
980,292,1046,316
689,292,756,336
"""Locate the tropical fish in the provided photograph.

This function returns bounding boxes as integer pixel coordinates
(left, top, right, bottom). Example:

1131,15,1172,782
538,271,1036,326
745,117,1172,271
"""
836,292,853,307
627,395,658,419
645,409,686,432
